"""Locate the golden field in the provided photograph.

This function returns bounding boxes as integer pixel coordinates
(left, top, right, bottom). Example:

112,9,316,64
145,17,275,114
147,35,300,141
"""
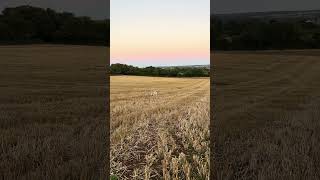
0,45,108,179
213,50,320,179
110,76,210,179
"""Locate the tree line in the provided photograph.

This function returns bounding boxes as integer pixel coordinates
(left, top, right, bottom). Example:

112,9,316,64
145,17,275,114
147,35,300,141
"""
0,6,109,46
110,63,209,77
211,15,320,50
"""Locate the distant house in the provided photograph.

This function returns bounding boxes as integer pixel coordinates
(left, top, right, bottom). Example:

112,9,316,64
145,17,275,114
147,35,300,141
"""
305,17,320,25
177,72,185,77
223,36,233,43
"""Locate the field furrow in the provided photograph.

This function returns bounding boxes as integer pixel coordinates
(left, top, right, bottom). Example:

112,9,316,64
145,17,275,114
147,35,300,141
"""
110,76,210,179
213,51,320,179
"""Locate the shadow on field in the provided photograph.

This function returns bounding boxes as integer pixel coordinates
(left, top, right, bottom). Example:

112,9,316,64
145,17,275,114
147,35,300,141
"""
212,51,320,179
0,45,108,179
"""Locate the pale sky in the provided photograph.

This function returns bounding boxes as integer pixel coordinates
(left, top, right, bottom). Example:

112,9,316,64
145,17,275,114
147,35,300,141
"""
111,0,210,67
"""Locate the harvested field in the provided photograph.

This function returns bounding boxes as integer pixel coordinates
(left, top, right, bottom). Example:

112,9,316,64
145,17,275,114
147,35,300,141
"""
110,76,210,179
0,45,108,179
213,51,320,179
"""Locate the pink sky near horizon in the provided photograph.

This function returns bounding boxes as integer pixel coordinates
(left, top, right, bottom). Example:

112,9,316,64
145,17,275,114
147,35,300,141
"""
112,54,209,67
111,47,209,63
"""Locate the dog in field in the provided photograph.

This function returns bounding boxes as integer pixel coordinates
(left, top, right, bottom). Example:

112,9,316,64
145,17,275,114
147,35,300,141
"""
145,90,158,97
150,90,158,96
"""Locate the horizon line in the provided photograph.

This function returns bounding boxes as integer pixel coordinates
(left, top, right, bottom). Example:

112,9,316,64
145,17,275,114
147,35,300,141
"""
211,8,320,15
110,63,210,68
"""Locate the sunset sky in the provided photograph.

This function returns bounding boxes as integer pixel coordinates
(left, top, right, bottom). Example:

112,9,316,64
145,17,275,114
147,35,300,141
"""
111,0,210,67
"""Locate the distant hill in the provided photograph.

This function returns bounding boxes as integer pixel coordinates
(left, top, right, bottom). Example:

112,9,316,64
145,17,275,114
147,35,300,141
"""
110,63,209,77
212,10,320,22
211,10,320,50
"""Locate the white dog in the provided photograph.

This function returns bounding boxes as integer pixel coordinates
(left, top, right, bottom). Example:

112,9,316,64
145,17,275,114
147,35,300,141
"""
150,90,158,96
